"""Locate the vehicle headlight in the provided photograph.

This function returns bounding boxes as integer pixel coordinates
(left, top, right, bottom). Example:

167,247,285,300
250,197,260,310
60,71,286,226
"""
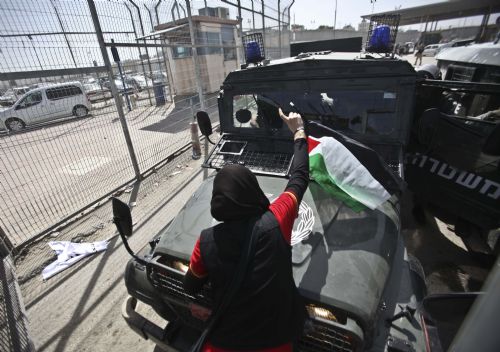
172,260,189,273
306,304,338,322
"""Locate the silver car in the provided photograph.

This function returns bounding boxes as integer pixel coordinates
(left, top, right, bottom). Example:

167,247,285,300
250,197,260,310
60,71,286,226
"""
0,82,92,131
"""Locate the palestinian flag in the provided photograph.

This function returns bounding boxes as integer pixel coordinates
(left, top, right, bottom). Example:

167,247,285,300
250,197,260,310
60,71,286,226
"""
307,121,404,211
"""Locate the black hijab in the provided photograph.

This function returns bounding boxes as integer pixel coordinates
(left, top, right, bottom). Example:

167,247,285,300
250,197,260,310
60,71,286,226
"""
211,164,270,222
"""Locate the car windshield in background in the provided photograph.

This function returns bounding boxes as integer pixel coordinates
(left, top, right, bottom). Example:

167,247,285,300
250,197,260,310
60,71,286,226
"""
1,89,16,97
233,90,398,136
84,83,101,92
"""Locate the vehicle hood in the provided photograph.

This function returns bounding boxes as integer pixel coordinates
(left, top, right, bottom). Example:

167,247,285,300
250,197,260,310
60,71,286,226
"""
0,106,14,117
154,173,400,328
436,42,500,67
0,95,15,101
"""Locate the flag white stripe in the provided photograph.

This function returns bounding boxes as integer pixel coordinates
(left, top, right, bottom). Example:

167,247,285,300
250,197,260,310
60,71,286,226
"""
309,136,390,209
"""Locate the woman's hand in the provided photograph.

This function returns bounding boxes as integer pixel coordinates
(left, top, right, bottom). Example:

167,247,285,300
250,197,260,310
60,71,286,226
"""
279,108,306,140
278,108,304,133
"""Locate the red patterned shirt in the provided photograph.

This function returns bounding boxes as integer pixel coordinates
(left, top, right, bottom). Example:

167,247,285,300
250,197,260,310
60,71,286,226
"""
188,191,299,352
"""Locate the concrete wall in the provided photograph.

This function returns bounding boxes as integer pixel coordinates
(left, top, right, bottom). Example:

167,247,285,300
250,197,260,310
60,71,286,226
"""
291,29,421,48
169,54,238,96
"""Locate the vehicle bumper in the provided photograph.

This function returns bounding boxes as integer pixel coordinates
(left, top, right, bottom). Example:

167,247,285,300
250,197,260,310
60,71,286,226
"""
122,295,202,352
122,295,175,351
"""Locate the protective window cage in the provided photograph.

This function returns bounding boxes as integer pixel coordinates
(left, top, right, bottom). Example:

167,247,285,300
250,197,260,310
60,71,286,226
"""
222,25,236,61
365,14,401,54
242,33,266,64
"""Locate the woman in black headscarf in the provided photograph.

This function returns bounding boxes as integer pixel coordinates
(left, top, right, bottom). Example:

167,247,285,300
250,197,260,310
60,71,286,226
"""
184,109,309,352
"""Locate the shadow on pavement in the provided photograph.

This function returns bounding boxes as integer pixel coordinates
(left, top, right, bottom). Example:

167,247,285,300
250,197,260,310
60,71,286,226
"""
401,191,490,294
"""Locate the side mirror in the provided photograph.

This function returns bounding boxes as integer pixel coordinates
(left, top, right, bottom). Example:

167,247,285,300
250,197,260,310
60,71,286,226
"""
196,111,212,137
235,109,252,123
112,197,148,264
482,123,500,156
112,197,133,237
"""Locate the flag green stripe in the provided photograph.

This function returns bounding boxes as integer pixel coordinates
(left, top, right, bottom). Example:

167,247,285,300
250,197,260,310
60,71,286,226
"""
309,153,366,212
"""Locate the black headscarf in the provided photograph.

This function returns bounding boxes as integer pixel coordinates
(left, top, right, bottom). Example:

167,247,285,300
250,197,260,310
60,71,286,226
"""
211,164,270,222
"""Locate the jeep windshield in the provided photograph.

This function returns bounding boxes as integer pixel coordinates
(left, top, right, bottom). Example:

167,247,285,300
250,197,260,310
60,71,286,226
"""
232,89,399,138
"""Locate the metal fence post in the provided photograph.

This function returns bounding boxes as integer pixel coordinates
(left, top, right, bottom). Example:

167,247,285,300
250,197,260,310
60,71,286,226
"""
0,225,14,258
237,0,244,63
278,0,281,58
185,0,205,110
129,0,156,106
124,2,153,105
155,0,174,102
87,0,142,180
50,0,78,68
260,0,266,54
251,0,255,31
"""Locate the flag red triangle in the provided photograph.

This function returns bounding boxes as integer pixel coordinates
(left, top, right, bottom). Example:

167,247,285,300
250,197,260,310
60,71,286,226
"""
307,136,320,154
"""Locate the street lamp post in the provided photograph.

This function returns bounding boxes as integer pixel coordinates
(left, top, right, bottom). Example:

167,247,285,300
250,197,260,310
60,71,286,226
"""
27,36,43,71
333,0,337,39
50,0,78,68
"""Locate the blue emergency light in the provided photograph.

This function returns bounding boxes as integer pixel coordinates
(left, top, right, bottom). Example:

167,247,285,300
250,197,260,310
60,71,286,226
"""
245,41,263,64
368,25,391,51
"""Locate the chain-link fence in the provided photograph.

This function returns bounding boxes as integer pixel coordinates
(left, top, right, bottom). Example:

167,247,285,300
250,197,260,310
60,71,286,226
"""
0,0,292,347
0,0,292,249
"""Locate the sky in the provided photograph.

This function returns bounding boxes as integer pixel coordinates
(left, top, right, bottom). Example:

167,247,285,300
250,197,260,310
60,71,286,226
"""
0,0,498,74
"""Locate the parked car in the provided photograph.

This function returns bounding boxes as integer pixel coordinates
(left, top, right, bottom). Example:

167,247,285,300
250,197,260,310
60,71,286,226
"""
83,83,112,103
0,87,30,106
103,79,135,94
125,74,152,92
0,82,92,132
149,71,168,84
404,41,415,54
435,38,476,56
435,42,454,55
422,44,443,57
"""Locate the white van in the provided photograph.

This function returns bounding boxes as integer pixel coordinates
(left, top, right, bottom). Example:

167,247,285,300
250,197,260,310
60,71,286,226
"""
0,82,92,132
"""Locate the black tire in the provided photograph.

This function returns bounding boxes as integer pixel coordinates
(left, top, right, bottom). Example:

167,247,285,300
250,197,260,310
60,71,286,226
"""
73,105,89,118
5,118,26,132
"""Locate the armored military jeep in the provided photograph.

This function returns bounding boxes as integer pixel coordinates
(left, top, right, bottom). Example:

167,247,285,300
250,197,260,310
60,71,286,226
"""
118,52,430,352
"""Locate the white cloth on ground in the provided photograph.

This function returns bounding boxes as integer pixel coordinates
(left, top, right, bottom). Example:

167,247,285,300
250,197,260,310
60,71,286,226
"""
42,240,108,280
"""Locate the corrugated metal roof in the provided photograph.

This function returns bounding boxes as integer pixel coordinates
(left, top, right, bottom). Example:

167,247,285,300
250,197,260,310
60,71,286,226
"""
361,0,500,26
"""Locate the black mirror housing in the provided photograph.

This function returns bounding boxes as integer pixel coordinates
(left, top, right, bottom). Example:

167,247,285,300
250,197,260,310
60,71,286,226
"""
112,197,133,237
235,109,252,123
196,111,212,137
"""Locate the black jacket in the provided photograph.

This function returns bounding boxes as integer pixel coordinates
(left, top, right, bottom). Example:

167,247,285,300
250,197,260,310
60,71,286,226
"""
199,211,306,349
